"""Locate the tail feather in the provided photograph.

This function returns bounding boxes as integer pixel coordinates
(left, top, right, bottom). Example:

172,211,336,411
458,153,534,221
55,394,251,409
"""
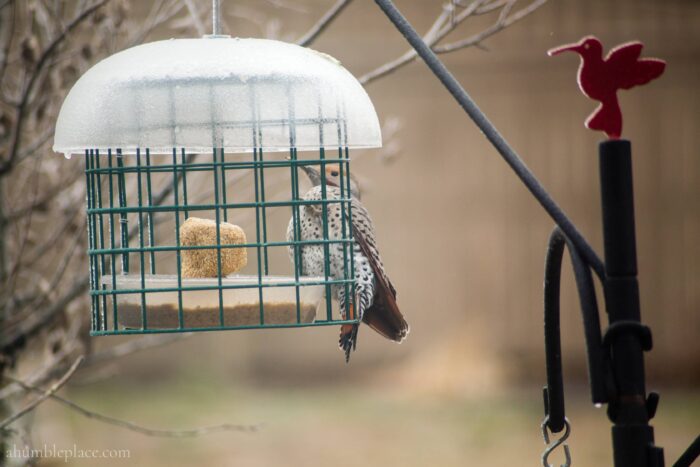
339,324,359,363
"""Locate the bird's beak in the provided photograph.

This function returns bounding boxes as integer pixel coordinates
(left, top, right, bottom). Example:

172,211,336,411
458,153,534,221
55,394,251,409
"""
300,165,322,186
547,42,583,56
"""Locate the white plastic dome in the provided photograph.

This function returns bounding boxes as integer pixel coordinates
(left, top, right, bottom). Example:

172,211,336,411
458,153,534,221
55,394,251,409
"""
53,37,381,155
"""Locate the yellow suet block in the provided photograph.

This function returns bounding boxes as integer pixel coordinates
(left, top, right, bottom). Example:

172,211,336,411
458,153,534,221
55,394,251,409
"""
180,217,247,278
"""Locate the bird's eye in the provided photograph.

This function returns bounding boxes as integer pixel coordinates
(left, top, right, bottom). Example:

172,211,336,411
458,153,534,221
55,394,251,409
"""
330,171,339,177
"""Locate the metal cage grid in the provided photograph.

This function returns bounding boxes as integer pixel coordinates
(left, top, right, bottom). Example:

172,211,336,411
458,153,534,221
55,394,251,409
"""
84,115,359,336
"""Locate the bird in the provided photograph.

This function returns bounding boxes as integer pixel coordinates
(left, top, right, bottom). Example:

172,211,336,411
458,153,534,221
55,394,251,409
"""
286,164,409,362
548,36,666,139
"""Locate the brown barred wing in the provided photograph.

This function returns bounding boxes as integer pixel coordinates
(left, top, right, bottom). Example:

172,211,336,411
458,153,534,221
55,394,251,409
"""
350,199,409,342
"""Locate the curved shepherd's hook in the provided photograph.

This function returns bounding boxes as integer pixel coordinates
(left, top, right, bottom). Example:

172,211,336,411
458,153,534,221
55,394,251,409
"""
543,227,610,434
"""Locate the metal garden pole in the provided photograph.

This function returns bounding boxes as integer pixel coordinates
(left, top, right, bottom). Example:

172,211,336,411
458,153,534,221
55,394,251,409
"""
599,139,662,467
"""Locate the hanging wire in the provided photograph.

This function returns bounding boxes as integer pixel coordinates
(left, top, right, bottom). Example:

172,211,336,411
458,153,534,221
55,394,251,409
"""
212,0,221,36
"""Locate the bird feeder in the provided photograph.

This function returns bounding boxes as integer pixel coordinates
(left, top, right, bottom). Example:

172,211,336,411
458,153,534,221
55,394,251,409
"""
53,32,381,336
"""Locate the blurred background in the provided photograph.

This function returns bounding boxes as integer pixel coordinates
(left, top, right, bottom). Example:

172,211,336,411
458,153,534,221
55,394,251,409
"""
0,0,698,465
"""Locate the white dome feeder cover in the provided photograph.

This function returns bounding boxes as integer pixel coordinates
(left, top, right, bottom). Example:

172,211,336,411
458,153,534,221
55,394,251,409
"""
53,38,382,155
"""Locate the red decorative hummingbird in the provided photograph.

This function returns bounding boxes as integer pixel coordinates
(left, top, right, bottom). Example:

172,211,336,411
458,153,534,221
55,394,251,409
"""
548,36,666,139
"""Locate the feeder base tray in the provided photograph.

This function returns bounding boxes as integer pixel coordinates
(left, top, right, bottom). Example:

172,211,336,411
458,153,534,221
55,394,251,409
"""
118,302,317,329
101,274,326,330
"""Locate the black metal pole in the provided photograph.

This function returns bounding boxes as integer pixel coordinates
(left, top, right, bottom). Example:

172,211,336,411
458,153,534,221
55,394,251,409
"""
599,139,663,467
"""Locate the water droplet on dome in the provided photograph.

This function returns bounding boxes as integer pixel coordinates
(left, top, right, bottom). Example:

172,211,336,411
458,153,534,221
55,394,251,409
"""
64,153,73,160
594,403,603,409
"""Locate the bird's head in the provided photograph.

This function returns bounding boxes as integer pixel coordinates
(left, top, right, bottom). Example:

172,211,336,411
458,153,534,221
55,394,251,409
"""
548,36,603,59
300,164,361,200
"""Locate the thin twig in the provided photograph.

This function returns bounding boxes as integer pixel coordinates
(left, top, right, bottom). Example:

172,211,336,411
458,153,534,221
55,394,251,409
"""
3,374,259,436
16,126,54,161
183,0,206,36
6,171,82,223
263,0,309,14
434,0,547,53
0,356,83,431
83,334,192,368
359,3,453,85
296,0,352,47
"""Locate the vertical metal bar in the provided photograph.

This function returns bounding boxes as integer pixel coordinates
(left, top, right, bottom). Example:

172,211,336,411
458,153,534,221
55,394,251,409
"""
319,147,333,322
335,101,351,322
212,147,225,326
116,149,129,273
251,82,269,275
88,150,102,330
180,148,189,220
344,146,356,320
289,147,302,323
339,157,350,309
287,83,302,323
172,148,184,329
252,147,265,325
339,100,356,321
136,149,147,330
94,150,108,329
145,149,156,274
259,147,269,275
317,101,333,322
107,149,118,330
84,150,97,331
220,148,228,222
337,151,350,320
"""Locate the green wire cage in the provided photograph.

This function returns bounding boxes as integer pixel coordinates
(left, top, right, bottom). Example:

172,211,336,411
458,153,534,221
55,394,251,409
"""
52,37,382,336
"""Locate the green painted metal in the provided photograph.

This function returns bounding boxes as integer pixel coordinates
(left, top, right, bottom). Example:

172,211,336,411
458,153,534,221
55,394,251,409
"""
85,140,357,335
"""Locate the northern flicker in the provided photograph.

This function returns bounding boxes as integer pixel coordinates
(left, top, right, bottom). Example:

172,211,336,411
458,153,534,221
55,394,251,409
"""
286,164,409,362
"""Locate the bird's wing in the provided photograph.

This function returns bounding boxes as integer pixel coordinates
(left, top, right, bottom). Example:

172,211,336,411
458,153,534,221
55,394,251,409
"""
606,41,643,64
350,198,409,342
606,42,665,89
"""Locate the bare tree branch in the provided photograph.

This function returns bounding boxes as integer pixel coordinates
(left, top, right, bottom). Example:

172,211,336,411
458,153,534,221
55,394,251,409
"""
359,0,549,85
0,276,88,354
3,373,260,436
435,0,546,53
0,322,84,400
0,0,112,176
296,0,352,47
0,355,83,431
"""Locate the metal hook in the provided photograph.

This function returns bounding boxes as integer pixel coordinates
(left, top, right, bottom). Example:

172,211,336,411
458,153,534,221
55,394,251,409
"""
541,417,572,467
